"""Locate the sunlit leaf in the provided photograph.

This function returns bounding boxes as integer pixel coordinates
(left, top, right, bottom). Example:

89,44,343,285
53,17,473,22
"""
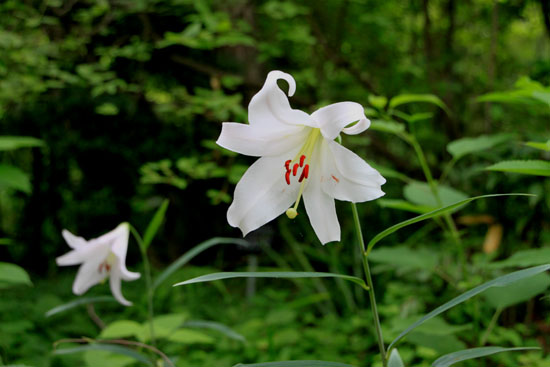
388,264,550,350
525,140,550,152
45,296,117,317
0,136,44,151
389,94,450,115
54,344,153,366
486,160,550,176
377,199,433,214
174,271,368,290
367,194,531,254
483,273,550,309
100,320,143,339
447,134,515,160
403,182,468,208
0,262,32,288
0,164,31,193
388,348,405,367
370,120,406,135
431,346,539,367
489,248,550,269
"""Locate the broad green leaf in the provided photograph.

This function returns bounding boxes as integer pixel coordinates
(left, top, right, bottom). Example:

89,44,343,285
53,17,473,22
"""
370,120,406,135
0,262,32,288
489,248,550,269
525,140,550,152
367,194,531,254
233,361,355,367
431,347,539,367
139,313,188,342
141,199,169,251
388,264,550,350
388,349,405,367
0,164,31,193
377,199,433,214
447,134,515,160
174,271,368,290
486,160,550,176
532,91,550,108
368,95,388,109
389,94,450,115
84,349,134,367
403,182,468,208
369,246,437,271
53,344,153,366
152,237,249,289
183,320,245,342
45,296,117,317
167,329,214,344
99,320,143,339
0,136,44,151
483,272,550,309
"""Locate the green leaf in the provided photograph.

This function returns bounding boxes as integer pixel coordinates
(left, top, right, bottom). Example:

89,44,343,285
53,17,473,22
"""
532,91,550,108
367,194,531,254
388,264,550,350
489,248,550,269
431,347,539,367
403,182,468,208
183,320,246,342
152,237,249,289
0,262,32,288
0,136,44,151
99,320,143,339
0,164,31,193
389,94,450,115
369,246,437,271
0,238,13,246
174,271,368,290
483,272,550,309
141,199,169,251
486,160,550,176
525,140,550,152
368,95,388,109
447,134,515,160
377,199,433,214
233,361,355,367
95,102,119,115
388,349,405,367
370,120,406,135
166,329,214,344
53,344,153,366
45,296,117,317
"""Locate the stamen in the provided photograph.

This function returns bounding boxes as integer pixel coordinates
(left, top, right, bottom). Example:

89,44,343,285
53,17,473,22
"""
285,170,291,185
292,163,299,176
299,155,306,167
303,164,309,179
285,159,291,170
298,168,306,183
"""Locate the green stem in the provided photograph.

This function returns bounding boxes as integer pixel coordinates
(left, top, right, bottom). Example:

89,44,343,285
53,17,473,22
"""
480,307,502,346
129,225,156,346
351,203,387,366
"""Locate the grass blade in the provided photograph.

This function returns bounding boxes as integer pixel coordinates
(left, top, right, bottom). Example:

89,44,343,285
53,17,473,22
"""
431,346,539,367
45,296,117,317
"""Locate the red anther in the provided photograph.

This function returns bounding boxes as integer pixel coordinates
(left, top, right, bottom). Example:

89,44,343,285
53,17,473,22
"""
105,264,111,272
285,170,291,185
303,164,309,179
293,163,299,176
331,175,340,183
298,170,306,183
285,159,291,170
299,155,306,167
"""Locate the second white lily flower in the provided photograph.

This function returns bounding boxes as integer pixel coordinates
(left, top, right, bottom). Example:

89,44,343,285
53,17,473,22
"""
217,70,386,244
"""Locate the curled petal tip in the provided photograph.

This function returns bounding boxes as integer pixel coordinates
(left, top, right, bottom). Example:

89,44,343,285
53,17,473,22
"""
266,70,296,97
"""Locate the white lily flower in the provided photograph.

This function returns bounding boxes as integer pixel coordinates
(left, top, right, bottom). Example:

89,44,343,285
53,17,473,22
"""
56,223,140,306
217,70,386,244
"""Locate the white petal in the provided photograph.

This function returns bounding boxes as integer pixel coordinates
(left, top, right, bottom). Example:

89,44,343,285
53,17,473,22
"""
109,263,132,306
57,238,109,266
311,102,370,140
216,122,308,157
303,145,341,244
227,151,301,236
62,229,87,249
72,251,109,295
56,249,85,266
320,140,386,202
248,70,315,132
108,223,130,261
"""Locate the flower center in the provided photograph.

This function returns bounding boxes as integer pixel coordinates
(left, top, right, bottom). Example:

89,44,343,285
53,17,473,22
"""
98,252,117,274
284,128,321,219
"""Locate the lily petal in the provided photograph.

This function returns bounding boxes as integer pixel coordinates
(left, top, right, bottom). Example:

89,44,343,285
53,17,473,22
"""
248,70,315,132
303,145,341,244
62,229,87,249
109,262,132,306
72,249,109,295
311,102,370,140
217,122,308,157
228,152,301,236
321,140,386,202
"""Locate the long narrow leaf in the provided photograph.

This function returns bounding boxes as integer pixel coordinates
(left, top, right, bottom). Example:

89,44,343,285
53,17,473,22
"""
431,347,539,367
183,320,246,342
174,271,368,290
153,237,249,289
388,349,405,367
367,194,531,254
53,344,153,366
233,361,355,367
388,264,550,351
45,296,117,317
142,199,169,251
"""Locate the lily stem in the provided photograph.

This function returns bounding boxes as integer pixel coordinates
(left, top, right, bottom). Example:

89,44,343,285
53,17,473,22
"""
129,225,156,346
351,203,387,367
